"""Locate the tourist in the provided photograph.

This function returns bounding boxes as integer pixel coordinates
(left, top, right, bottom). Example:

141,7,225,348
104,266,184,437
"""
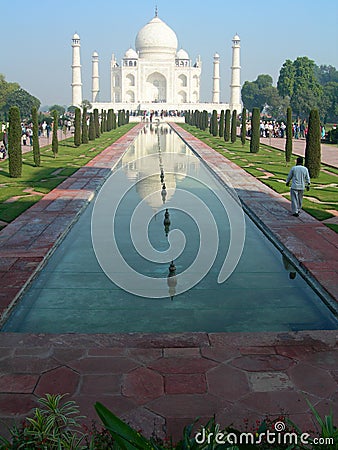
286,156,310,217
2,129,8,150
0,144,6,160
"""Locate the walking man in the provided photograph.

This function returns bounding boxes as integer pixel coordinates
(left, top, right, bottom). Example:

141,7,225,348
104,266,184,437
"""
286,156,310,217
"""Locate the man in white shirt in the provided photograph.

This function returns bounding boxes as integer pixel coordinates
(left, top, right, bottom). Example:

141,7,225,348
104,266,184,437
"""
286,156,311,217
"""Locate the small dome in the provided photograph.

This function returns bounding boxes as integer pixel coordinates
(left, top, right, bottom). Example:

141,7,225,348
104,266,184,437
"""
177,48,189,59
214,52,220,58
73,33,80,40
233,34,240,41
135,16,178,60
124,48,138,59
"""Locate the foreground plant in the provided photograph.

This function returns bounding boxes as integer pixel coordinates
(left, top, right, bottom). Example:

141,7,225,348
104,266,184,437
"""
0,394,85,449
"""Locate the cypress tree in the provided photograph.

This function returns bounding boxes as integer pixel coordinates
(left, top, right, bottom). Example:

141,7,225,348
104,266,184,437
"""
118,110,122,127
31,106,40,166
93,108,100,138
52,110,58,158
88,113,95,140
126,110,130,124
201,110,207,131
211,110,218,136
107,109,112,131
219,110,224,137
250,107,260,153
112,109,116,129
100,109,104,134
231,109,237,143
241,108,246,146
224,109,231,142
285,106,293,163
74,107,81,147
82,106,88,144
305,109,321,178
8,106,22,177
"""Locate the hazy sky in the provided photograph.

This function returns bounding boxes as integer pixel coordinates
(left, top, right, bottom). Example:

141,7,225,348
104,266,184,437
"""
2,0,337,107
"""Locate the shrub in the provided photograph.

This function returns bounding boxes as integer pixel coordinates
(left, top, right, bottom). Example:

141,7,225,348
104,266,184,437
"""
285,106,292,163
93,108,100,138
81,106,88,144
74,107,81,147
88,113,95,141
8,106,22,177
231,109,237,143
224,109,231,142
305,109,321,178
219,110,224,137
31,106,40,167
250,107,260,153
52,110,58,158
241,107,246,146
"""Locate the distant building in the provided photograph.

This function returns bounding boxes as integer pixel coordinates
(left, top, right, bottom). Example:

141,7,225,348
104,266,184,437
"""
71,10,242,114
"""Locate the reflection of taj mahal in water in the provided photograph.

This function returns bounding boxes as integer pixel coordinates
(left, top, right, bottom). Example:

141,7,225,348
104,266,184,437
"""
71,9,242,114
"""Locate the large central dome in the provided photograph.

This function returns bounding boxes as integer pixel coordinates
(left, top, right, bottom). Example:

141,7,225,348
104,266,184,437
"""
135,16,178,60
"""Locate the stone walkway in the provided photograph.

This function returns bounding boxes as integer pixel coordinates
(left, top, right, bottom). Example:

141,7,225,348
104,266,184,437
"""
0,124,337,442
260,137,338,169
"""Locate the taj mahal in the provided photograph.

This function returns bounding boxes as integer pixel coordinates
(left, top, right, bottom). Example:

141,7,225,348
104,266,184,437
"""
71,9,242,115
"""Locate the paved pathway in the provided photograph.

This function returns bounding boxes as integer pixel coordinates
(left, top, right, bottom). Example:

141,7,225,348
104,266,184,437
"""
260,137,338,169
0,124,337,443
21,129,71,154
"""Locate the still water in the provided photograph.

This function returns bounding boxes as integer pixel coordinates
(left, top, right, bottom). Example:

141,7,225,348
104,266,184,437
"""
3,124,337,333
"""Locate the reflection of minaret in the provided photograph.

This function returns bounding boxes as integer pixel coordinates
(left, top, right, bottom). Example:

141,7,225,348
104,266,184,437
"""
92,51,100,103
230,34,241,112
71,33,82,107
212,53,220,103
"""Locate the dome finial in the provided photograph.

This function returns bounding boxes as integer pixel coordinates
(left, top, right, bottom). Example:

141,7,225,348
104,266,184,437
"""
155,4,158,17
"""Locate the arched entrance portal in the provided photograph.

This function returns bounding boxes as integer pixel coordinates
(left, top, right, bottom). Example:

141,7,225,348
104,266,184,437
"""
146,72,167,102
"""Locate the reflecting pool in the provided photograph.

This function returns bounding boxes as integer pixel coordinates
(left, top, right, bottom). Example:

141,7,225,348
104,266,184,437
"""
3,124,337,333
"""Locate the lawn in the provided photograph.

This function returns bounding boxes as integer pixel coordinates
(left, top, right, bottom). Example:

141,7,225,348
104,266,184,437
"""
181,124,338,231
0,124,135,227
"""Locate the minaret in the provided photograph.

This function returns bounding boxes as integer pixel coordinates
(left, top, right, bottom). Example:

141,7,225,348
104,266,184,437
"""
92,51,99,103
230,34,241,112
212,53,220,103
71,33,82,107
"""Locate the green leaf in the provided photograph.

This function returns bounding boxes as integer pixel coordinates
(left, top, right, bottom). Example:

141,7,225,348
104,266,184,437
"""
94,402,153,450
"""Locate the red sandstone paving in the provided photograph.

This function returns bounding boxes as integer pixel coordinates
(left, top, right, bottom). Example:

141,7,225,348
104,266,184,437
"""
0,125,337,439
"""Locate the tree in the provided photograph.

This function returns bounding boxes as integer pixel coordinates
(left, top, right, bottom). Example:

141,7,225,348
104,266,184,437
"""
93,108,100,138
49,104,65,116
240,108,246,146
250,108,260,153
88,113,95,140
8,106,22,177
74,107,81,147
31,106,40,167
277,57,322,118
100,109,105,134
277,60,295,98
81,106,88,143
305,109,321,178
210,110,218,136
107,109,113,131
219,110,224,137
285,106,293,164
4,88,40,119
242,74,285,114
112,109,116,129
0,74,19,112
81,99,92,110
231,110,237,143
52,110,58,158
224,109,231,142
